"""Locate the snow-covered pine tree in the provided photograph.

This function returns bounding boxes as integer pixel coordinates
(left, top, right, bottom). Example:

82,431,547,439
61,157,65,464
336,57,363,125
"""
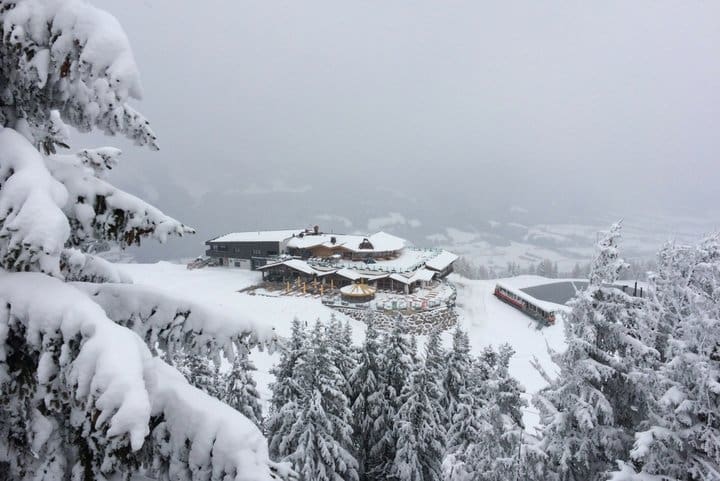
488,344,525,427
390,358,445,481
532,221,657,481
326,315,357,399
0,1,288,479
283,321,358,481
350,320,387,481
538,260,547,277
370,319,417,480
442,326,472,429
267,317,308,460
174,350,223,399
444,344,526,481
572,262,583,279
223,347,264,428
612,234,720,481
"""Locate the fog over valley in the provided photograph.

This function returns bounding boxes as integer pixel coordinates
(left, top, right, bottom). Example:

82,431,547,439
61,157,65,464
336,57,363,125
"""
72,0,719,265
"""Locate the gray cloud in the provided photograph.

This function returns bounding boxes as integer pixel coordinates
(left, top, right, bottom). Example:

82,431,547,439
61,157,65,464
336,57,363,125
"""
79,0,720,261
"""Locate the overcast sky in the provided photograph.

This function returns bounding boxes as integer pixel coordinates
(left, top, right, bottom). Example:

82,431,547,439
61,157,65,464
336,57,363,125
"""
82,0,720,259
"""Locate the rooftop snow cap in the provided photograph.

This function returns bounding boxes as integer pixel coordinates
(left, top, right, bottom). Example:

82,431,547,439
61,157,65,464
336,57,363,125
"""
207,229,305,243
285,231,405,253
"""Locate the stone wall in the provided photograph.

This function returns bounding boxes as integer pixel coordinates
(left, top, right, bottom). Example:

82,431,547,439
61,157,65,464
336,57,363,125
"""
333,306,458,335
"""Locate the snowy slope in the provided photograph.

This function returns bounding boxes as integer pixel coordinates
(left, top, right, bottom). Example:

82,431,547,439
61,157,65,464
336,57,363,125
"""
449,274,567,429
119,262,367,406
119,262,566,431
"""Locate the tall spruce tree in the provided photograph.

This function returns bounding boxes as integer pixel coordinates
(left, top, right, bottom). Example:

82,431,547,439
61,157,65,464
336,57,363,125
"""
445,344,525,481
0,1,290,478
222,348,263,428
443,327,473,428
175,350,223,399
533,222,656,481
612,234,720,480
390,361,445,481
284,321,359,481
350,320,387,481
267,317,308,460
370,320,416,479
327,315,357,398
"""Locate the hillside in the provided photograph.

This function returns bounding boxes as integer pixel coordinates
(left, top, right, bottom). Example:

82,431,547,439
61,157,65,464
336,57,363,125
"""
120,262,568,430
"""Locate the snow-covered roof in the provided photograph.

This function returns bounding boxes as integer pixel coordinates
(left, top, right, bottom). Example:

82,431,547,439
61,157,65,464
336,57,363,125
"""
340,283,376,297
389,273,413,284
389,268,436,284
424,250,459,271
209,229,304,243
411,268,437,283
286,231,405,253
335,268,388,281
495,281,560,312
257,259,325,276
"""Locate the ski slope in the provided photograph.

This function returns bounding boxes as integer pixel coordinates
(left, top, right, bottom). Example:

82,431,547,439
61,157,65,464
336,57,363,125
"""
119,262,567,430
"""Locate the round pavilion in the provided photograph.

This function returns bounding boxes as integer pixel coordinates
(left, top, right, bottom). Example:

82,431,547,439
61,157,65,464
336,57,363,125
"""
340,282,376,303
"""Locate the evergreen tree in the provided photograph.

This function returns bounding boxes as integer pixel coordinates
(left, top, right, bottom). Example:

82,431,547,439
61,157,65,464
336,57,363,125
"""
175,350,223,399
571,262,582,278
284,321,359,481
492,344,526,427
267,317,308,459
327,315,357,398
371,320,416,479
222,348,263,428
445,344,526,481
533,222,656,481
424,327,446,380
538,260,547,277
612,234,720,480
443,326,473,426
0,2,288,478
390,362,445,481
350,321,387,481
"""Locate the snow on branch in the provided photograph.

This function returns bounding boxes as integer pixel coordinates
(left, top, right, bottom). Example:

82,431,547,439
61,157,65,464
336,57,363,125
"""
76,146,121,178
60,247,132,282
589,220,628,286
0,271,289,480
0,127,69,275
74,281,279,362
47,150,194,247
0,0,158,151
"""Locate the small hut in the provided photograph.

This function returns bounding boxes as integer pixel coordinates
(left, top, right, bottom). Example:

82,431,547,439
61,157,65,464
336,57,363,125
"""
340,282,376,303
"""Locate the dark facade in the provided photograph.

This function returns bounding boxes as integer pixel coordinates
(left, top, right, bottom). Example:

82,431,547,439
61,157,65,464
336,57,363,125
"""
205,240,282,268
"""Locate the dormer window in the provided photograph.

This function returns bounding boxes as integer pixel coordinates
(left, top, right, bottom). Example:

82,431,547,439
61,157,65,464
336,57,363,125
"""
358,238,374,250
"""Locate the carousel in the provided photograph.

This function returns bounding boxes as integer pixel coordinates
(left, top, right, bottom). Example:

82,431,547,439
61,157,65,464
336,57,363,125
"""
340,281,376,303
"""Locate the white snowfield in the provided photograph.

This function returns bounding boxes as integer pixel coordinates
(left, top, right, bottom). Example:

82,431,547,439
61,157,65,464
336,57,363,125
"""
119,263,568,431
450,275,567,429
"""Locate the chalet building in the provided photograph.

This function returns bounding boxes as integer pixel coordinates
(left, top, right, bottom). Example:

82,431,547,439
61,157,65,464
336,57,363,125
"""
205,226,458,294
205,229,304,269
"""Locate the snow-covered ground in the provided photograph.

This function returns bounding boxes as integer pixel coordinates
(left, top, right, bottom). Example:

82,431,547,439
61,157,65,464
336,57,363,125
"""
426,217,719,272
449,274,566,429
119,262,568,431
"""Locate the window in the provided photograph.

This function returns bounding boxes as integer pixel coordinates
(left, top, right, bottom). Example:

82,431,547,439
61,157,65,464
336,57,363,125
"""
252,249,261,256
